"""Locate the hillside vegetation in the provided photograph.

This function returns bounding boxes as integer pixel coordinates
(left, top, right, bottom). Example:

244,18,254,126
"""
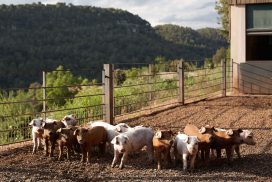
0,3,228,88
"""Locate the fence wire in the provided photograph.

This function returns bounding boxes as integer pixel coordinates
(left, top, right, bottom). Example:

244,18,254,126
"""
0,61,234,145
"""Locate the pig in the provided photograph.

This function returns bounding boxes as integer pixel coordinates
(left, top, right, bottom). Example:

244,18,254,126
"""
153,130,174,170
89,121,131,142
173,133,199,172
29,118,44,154
210,128,242,163
111,126,154,169
42,119,65,157
56,126,80,161
213,128,256,158
73,126,107,163
61,114,77,127
184,124,213,164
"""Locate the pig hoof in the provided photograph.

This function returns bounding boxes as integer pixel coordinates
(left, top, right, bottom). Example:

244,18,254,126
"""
119,165,124,169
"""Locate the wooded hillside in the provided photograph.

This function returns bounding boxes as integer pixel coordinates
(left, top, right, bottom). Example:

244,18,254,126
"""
0,3,228,88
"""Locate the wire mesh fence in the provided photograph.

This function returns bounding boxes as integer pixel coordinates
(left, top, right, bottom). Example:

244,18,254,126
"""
0,60,233,145
113,63,179,119
0,67,105,145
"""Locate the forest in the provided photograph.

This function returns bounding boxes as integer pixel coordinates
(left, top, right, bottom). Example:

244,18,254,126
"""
0,3,228,88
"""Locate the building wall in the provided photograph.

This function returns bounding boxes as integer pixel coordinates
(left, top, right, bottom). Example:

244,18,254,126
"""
231,5,272,94
231,5,246,93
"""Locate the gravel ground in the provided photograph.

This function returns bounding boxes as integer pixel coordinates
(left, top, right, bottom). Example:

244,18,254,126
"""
0,96,271,181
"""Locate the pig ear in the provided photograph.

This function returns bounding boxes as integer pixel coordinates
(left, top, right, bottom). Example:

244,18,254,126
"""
57,128,62,133
29,120,34,126
155,131,162,139
199,127,206,134
73,129,79,136
182,135,189,143
227,129,233,136
116,126,121,132
71,114,76,118
42,122,46,128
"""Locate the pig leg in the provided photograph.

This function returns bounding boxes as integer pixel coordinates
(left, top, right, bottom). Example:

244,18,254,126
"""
216,148,222,158
204,148,210,165
166,148,172,168
111,150,120,168
87,147,92,164
173,145,179,167
147,142,154,162
189,153,197,172
182,154,188,171
67,145,71,160
234,145,241,158
119,152,128,169
32,136,38,154
49,140,56,157
81,150,87,163
155,150,162,170
226,147,233,164
44,138,49,156
37,137,42,150
58,143,63,161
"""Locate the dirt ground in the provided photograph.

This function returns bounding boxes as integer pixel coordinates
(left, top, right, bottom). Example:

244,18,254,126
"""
0,96,271,182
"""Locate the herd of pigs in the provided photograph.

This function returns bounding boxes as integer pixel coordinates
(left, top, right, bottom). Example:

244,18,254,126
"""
29,114,256,172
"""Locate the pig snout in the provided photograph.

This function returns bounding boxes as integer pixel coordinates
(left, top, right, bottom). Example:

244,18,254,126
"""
77,139,84,144
187,143,198,154
244,138,256,145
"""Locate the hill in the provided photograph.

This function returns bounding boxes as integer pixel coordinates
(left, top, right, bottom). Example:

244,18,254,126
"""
0,3,228,88
154,24,227,54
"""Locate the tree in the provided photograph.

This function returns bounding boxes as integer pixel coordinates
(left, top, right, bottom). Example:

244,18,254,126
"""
212,47,226,65
215,0,230,40
204,58,214,69
46,65,87,106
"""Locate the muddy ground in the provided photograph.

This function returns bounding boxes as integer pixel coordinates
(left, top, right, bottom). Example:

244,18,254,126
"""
0,96,271,181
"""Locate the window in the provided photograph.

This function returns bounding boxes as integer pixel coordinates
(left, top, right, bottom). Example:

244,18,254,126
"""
246,4,272,61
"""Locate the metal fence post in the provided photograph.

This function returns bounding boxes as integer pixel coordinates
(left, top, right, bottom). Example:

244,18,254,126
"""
221,59,226,97
42,71,47,119
103,64,114,124
178,61,184,105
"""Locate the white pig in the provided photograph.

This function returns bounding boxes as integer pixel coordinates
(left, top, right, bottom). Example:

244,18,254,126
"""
173,133,199,171
29,118,44,154
111,126,154,169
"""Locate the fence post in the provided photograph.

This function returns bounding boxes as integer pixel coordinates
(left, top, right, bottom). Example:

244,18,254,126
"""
42,71,47,119
148,64,154,102
103,64,114,124
221,59,226,97
177,61,184,105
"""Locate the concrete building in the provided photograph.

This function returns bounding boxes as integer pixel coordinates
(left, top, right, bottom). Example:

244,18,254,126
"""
229,0,272,94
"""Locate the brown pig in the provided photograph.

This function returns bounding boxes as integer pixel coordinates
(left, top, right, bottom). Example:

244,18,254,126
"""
74,126,107,164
